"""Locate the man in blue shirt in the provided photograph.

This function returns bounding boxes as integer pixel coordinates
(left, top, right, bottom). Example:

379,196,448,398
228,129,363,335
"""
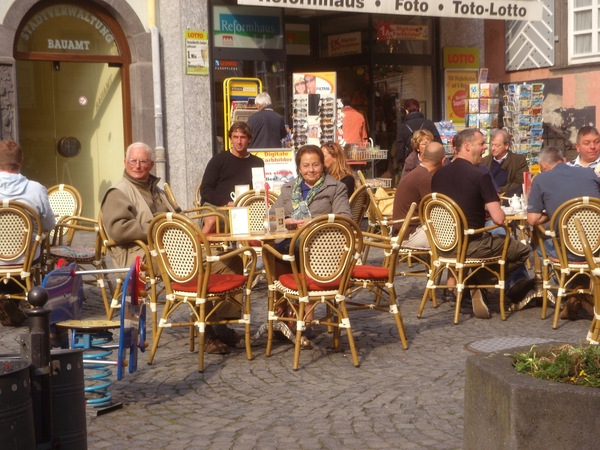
527,146,600,319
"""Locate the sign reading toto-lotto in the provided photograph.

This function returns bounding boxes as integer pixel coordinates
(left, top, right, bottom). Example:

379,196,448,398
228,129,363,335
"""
237,0,543,22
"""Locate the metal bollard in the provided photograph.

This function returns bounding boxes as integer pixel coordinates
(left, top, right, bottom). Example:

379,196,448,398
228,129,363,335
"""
20,286,53,448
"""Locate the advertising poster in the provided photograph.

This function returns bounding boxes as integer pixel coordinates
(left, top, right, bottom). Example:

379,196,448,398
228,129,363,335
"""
251,149,296,192
185,30,209,76
213,5,283,49
292,72,337,147
444,69,479,125
327,31,362,57
375,22,429,41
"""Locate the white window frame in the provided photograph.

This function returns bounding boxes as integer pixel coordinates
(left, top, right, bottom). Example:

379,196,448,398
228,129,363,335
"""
569,0,600,64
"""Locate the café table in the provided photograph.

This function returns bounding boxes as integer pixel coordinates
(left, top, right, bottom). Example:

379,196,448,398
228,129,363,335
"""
205,228,302,344
502,208,556,312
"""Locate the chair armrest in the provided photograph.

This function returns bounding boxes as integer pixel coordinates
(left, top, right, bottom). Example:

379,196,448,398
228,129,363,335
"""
468,223,509,236
50,215,99,246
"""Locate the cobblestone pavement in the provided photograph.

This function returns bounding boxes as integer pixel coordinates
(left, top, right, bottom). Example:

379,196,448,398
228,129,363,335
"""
0,244,590,450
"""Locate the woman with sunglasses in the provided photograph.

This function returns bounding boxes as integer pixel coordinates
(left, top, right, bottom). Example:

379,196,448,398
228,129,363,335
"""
293,76,306,94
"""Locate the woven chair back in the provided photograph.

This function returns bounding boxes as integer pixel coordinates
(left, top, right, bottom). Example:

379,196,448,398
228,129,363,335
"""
149,213,207,286
235,191,277,232
420,193,466,254
349,184,370,225
48,184,82,219
554,197,600,258
291,215,362,291
0,204,33,262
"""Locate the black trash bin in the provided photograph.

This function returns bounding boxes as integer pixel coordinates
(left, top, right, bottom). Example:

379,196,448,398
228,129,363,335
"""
51,349,87,450
0,359,36,450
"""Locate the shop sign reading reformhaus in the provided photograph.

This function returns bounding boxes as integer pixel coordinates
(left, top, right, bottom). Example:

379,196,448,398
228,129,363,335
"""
237,0,543,22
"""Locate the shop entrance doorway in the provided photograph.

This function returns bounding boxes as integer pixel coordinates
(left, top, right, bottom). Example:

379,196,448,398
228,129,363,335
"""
14,2,131,218
17,61,124,218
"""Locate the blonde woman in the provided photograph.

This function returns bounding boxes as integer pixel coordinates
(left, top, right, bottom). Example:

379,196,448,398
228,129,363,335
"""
321,142,357,197
401,129,434,177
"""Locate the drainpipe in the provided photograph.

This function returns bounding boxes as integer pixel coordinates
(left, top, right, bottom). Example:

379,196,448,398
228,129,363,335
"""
150,26,166,187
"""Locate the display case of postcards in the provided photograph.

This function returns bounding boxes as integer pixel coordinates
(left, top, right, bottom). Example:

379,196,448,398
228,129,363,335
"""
502,82,544,165
465,83,501,152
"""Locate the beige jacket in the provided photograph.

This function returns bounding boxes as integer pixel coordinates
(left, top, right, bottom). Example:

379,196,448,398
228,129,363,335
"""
101,172,177,268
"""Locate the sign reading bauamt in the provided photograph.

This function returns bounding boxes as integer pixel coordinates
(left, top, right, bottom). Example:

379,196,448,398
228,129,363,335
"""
236,0,543,22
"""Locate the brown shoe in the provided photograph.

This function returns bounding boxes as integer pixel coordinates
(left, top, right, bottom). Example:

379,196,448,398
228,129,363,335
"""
0,299,27,327
205,337,230,354
216,327,241,347
559,296,580,320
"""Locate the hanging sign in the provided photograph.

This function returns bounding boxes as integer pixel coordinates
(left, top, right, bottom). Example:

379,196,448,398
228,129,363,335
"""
185,30,209,76
444,69,479,125
236,0,543,22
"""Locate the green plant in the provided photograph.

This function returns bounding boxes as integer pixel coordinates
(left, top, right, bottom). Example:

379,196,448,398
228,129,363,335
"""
513,344,600,387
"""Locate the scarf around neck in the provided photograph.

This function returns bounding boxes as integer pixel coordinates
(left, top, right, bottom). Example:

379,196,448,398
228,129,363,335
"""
291,174,325,219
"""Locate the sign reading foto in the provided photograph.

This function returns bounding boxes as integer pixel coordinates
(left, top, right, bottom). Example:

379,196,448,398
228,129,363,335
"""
237,0,544,22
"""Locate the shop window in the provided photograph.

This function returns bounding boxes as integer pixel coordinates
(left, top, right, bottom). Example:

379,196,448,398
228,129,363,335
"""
373,16,433,55
569,0,600,64
320,15,369,57
16,4,120,56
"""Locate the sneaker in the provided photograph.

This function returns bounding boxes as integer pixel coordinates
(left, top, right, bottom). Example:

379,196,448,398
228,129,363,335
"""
205,336,230,354
216,327,241,347
471,289,491,319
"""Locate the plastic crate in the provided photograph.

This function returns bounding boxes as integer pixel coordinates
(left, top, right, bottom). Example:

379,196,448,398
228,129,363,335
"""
346,148,388,161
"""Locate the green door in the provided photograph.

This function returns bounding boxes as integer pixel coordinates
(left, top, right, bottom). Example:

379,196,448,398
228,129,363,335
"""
17,60,125,219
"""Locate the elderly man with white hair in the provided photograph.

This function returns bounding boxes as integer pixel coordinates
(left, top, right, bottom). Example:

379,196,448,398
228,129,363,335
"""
101,142,178,269
247,92,287,148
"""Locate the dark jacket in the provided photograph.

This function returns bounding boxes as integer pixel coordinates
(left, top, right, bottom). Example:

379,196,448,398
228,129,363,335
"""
481,151,528,196
396,111,442,166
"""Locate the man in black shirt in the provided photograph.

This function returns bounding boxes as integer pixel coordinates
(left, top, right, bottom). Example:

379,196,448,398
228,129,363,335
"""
432,129,531,318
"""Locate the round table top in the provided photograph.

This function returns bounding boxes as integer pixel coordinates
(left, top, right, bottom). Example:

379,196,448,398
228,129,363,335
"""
206,229,296,242
55,319,120,330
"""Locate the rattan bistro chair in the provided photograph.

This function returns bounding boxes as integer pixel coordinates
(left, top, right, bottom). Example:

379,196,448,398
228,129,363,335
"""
418,193,510,323
97,211,162,331
262,214,362,370
574,217,600,345
536,197,600,328
348,183,370,227
47,184,83,246
147,212,257,372
163,183,180,210
0,200,44,301
234,189,278,272
48,215,114,309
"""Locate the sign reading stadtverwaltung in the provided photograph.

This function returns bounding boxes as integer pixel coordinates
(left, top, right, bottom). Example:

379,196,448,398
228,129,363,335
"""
236,0,543,22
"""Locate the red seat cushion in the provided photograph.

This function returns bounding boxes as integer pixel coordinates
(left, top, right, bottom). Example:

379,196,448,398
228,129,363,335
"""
248,240,262,247
351,265,389,280
279,273,340,291
171,273,246,293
